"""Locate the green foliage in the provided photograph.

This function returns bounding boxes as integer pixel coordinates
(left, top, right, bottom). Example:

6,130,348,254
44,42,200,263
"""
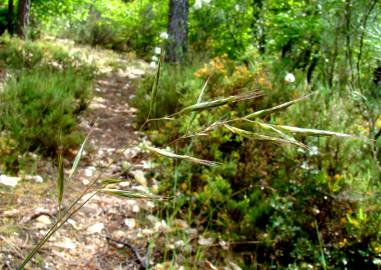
134,52,381,268
0,37,94,164
0,0,379,268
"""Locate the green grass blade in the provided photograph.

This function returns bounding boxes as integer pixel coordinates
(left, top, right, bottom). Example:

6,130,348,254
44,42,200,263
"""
69,132,91,179
100,188,162,200
270,124,359,138
186,76,211,134
245,93,315,119
148,57,161,120
100,178,126,185
146,146,220,166
197,76,210,104
57,153,64,210
250,120,308,149
224,124,304,146
175,90,263,115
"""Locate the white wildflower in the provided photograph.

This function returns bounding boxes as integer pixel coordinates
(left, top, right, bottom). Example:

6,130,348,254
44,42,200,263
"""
194,0,202,9
235,4,241,12
149,61,157,69
154,47,162,55
160,32,169,40
301,161,310,170
151,55,159,62
285,72,296,83
308,146,319,156
373,258,381,265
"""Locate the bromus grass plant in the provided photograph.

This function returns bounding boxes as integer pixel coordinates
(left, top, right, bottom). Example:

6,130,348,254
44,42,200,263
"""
19,63,363,269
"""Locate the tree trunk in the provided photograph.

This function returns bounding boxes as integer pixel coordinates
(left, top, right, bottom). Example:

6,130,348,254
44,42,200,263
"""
7,0,14,35
16,0,31,38
251,0,265,54
166,0,189,63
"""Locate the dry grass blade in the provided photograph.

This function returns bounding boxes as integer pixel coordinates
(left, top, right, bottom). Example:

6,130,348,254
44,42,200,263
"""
270,124,359,138
100,188,162,200
245,93,315,119
146,146,220,166
175,90,263,115
224,124,303,146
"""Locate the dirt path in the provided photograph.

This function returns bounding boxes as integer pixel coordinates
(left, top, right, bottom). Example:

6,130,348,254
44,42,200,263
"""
0,53,163,269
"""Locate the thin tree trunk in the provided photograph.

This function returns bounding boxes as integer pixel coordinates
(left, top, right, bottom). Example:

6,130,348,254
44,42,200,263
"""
251,0,265,54
166,0,189,63
344,0,354,84
7,0,14,35
16,0,31,39
356,0,377,90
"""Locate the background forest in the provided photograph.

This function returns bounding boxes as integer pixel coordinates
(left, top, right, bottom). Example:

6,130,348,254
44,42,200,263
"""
0,0,380,269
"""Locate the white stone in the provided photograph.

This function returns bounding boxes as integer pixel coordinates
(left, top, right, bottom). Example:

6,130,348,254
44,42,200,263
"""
124,218,136,229
86,223,104,234
132,204,140,213
36,215,52,225
0,175,20,188
24,175,44,183
55,238,77,250
84,166,96,177
198,236,214,246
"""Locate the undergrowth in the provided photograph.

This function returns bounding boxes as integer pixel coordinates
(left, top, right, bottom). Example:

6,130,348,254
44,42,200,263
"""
0,36,95,172
133,54,381,269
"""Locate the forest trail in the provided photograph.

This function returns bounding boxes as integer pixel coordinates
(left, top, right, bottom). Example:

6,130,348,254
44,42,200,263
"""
0,48,168,270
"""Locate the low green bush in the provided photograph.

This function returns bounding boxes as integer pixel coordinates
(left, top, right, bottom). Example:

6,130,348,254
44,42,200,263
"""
0,70,90,155
0,35,95,76
0,37,94,170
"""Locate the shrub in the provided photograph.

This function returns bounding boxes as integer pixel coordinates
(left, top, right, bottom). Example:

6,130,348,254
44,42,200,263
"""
0,35,95,77
0,70,90,155
0,37,94,160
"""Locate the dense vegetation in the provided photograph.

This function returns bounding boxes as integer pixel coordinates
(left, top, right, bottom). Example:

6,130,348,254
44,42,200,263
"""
0,0,380,269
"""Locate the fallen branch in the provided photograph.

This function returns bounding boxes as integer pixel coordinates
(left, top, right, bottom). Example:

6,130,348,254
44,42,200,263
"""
106,236,149,270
